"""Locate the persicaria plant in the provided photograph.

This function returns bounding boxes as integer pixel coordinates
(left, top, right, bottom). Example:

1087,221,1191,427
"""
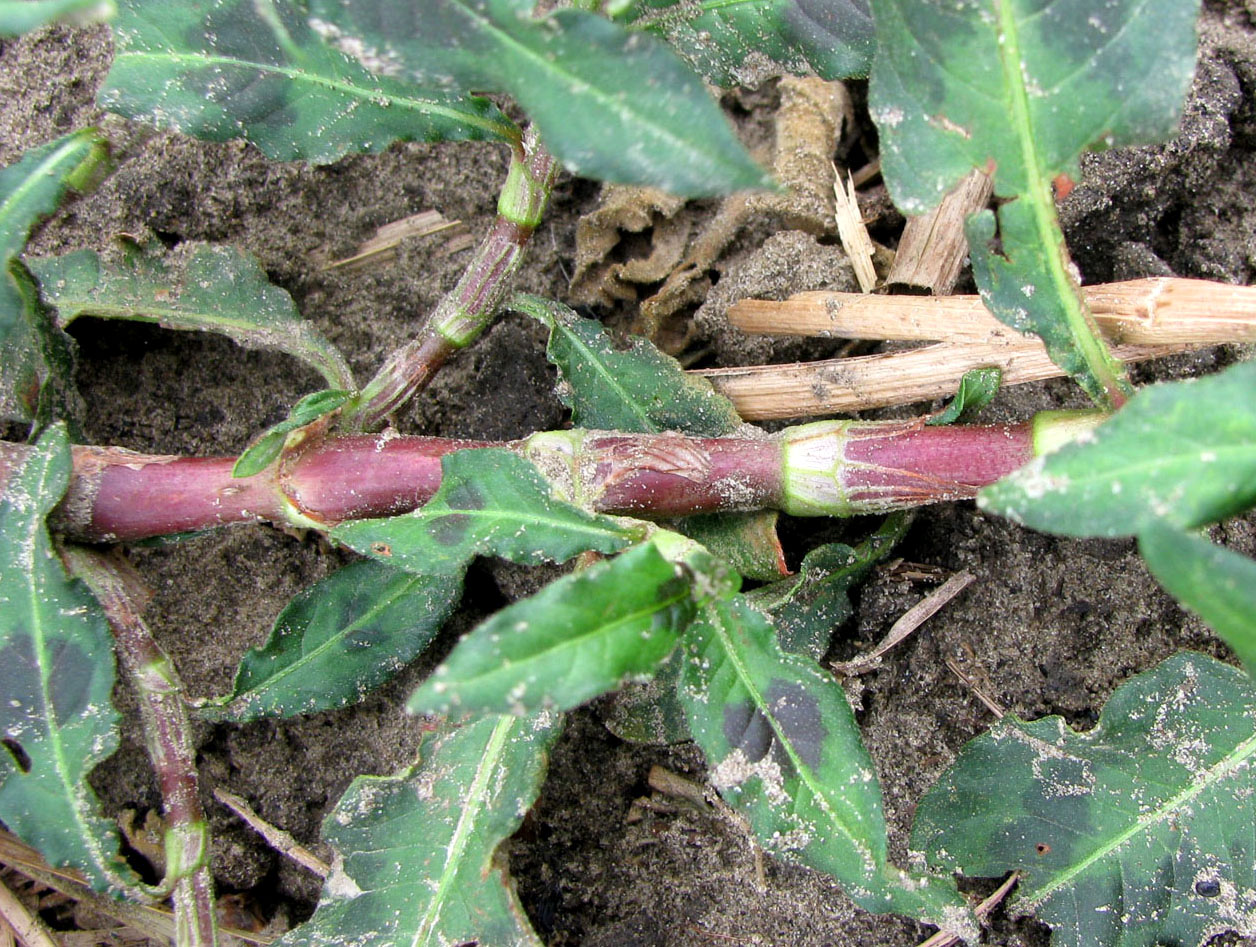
2,1,1255,946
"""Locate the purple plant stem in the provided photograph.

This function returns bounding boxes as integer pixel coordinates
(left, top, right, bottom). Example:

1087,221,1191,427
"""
60,547,217,947
10,418,1057,544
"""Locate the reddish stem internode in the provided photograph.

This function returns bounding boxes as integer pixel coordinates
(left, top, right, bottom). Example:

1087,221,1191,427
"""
0,414,1098,545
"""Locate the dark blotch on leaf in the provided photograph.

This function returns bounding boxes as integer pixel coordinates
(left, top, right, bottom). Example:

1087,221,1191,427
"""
723,700,775,764
47,637,97,723
430,513,472,547
445,481,487,512
764,680,824,771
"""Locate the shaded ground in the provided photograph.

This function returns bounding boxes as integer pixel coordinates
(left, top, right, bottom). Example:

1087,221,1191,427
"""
3,3,1256,945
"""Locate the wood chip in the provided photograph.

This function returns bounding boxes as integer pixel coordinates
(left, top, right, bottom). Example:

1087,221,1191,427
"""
887,169,993,295
727,277,1256,345
833,571,975,676
833,166,878,293
324,210,468,272
0,875,58,947
698,337,1200,420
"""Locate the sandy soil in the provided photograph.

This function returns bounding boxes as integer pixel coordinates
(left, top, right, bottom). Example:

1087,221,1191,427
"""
3,3,1256,944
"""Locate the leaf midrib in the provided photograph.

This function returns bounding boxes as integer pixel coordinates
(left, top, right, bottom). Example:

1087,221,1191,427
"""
991,0,1127,405
703,601,871,856
554,324,657,432
441,0,739,173
22,442,104,875
233,574,448,709
403,504,632,551
108,49,515,139
410,715,516,947
1021,726,1256,907
441,579,688,699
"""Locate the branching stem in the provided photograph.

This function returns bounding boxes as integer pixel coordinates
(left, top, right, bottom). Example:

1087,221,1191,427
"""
59,547,217,947
347,128,558,430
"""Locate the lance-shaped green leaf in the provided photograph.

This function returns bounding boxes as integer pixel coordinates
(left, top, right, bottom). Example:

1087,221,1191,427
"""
0,0,114,36
0,131,107,346
914,651,1256,947
280,712,557,947
515,294,786,580
0,260,82,433
30,245,354,391
209,561,462,721
232,389,351,478
629,0,874,86
926,367,1001,426
516,294,742,436
980,361,1256,537
332,448,642,575
411,541,694,716
746,513,910,658
100,0,516,164
1140,521,1256,677
307,0,769,196
869,0,1199,406
679,594,974,930
0,426,124,890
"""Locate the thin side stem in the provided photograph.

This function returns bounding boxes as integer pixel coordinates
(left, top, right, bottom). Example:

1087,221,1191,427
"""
59,548,217,947
347,128,559,430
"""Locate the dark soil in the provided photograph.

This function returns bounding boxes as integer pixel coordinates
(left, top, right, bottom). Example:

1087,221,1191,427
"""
3,4,1256,945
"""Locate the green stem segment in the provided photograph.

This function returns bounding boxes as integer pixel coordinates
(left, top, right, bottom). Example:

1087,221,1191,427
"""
23,411,1105,544
346,128,558,430
59,547,217,947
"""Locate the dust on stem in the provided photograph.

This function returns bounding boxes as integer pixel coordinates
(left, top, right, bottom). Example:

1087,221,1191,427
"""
59,547,218,947
24,415,1085,544
345,128,559,430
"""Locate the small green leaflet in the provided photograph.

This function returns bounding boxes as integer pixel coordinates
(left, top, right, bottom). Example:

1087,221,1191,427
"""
0,0,113,35
332,448,641,575
101,0,517,164
980,361,1256,537
279,713,558,947
0,426,124,890
746,513,910,658
600,648,690,744
233,389,351,477
30,244,354,391
516,294,742,436
680,594,974,931
0,131,107,346
306,0,769,196
868,0,1200,406
1140,522,1256,677
628,0,874,86
410,540,694,716
926,367,1001,426
209,560,462,721
515,294,786,580
914,652,1256,947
